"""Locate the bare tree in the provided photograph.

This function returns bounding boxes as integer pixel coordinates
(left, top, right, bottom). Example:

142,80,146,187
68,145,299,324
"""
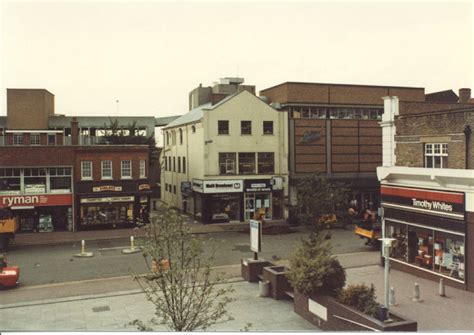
131,205,234,331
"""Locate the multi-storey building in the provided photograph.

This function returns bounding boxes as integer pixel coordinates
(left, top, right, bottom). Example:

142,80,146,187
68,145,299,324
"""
378,88,474,292
161,78,289,223
0,89,175,233
259,82,425,214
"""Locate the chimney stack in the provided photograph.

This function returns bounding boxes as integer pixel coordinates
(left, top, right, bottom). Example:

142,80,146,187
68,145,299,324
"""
459,88,471,103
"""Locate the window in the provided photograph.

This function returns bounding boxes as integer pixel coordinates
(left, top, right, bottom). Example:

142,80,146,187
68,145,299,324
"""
425,143,448,168
48,134,56,145
179,129,183,144
30,134,40,145
238,153,256,174
101,160,112,179
140,160,146,178
241,121,252,135
178,157,181,173
13,133,23,145
0,168,21,193
173,185,176,194
81,161,93,180
23,168,47,194
218,120,229,135
166,132,170,145
171,131,176,145
49,167,72,192
191,125,196,133
263,121,273,135
182,157,186,173
173,157,176,172
164,157,167,171
258,153,275,174
219,153,237,175
168,157,171,171
121,160,132,179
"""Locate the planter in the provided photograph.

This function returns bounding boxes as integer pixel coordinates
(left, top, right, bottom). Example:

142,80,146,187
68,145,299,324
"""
241,258,273,282
294,291,417,332
262,265,292,300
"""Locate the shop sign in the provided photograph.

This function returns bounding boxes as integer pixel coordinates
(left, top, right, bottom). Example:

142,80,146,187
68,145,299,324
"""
181,181,192,196
93,185,123,192
244,179,271,192
80,196,135,204
0,194,73,208
250,220,262,253
25,184,46,194
381,185,464,220
138,184,150,191
192,179,203,192
202,180,243,194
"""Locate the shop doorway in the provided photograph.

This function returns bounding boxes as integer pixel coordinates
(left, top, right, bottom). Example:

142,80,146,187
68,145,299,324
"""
244,193,272,221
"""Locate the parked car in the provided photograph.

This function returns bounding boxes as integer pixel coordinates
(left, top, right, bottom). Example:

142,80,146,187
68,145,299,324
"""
0,254,20,289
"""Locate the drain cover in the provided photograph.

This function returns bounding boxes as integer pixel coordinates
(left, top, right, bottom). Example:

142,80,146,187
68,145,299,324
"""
92,306,111,313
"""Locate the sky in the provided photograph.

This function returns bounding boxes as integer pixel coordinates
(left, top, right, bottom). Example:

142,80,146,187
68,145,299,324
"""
1,0,473,120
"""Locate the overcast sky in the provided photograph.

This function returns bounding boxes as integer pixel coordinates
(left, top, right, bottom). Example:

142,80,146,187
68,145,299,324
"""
1,0,473,119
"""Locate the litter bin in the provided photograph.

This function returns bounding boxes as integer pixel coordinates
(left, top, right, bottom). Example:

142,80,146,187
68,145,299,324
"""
259,280,270,297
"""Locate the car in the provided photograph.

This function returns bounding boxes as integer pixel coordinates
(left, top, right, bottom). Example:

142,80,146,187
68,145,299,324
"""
0,254,20,289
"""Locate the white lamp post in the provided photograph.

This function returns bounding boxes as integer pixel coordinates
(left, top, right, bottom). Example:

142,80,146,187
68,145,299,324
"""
379,207,395,313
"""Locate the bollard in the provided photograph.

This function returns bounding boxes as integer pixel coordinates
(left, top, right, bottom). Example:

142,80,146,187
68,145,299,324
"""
130,236,135,251
122,235,142,254
389,286,397,306
81,239,85,254
439,278,446,297
74,239,94,258
412,282,422,302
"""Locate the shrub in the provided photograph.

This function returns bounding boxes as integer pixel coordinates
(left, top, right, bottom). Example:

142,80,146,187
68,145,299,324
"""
338,283,381,318
286,231,346,297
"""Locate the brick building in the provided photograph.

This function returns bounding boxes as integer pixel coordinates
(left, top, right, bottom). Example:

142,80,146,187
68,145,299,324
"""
259,82,425,214
378,88,474,292
0,89,174,233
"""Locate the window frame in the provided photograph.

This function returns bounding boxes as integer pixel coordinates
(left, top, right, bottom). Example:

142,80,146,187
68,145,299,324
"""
140,160,146,178
263,121,274,135
218,120,229,135
30,133,41,145
219,153,237,175
241,120,252,135
257,152,275,174
121,160,132,179
101,160,113,180
81,161,93,180
238,152,256,175
13,133,23,145
425,143,448,168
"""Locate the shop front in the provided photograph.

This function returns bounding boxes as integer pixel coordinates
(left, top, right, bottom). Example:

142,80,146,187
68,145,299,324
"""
0,193,73,232
243,179,284,221
76,181,151,230
380,184,474,290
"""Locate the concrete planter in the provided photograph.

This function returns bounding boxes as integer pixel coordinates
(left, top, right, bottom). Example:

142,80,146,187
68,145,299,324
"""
241,258,273,282
294,291,417,332
262,265,292,300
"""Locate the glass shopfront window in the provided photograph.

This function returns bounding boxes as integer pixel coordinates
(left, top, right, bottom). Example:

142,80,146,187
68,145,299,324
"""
80,203,134,226
244,192,271,221
208,193,240,222
387,221,465,282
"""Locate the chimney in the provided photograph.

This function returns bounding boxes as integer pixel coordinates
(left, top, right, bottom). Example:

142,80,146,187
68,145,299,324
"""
459,88,471,103
71,117,79,145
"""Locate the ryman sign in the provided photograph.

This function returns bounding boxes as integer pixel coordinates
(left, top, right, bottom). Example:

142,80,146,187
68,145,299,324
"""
0,194,73,208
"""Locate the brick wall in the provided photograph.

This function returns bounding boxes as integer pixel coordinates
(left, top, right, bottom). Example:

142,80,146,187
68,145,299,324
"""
399,101,473,116
7,89,54,129
0,146,75,166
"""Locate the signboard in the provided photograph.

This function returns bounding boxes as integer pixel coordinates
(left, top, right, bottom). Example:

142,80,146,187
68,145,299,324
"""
138,184,150,191
0,194,73,208
193,179,243,194
381,185,464,220
93,185,123,192
25,184,46,194
244,179,271,192
249,219,262,253
80,196,134,204
181,181,192,196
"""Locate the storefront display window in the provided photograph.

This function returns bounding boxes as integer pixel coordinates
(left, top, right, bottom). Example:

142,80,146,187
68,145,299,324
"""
244,193,271,221
80,204,133,225
209,194,240,222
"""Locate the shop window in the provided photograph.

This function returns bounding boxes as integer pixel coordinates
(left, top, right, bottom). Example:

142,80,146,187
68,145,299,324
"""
0,168,21,194
49,167,72,192
209,193,240,222
101,160,113,179
387,222,408,262
13,133,23,145
258,152,274,174
219,153,237,175
30,134,40,145
140,160,146,178
263,121,273,135
425,143,448,168
80,204,133,226
238,153,256,174
81,161,93,180
241,121,252,135
218,120,229,135
48,134,56,145
433,231,465,281
121,160,132,179
182,157,186,173
24,168,47,193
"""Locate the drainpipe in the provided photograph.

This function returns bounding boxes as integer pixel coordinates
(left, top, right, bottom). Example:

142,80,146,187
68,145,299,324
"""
464,125,471,169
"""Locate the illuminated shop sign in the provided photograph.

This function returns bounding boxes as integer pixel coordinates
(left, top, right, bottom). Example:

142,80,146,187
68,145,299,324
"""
381,185,464,220
0,194,73,208
192,179,243,193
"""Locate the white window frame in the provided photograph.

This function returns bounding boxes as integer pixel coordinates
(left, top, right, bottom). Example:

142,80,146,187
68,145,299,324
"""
140,160,146,178
30,133,40,145
101,160,113,180
425,143,448,168
13,133,23,145
121,160,132,179
81,161,93,180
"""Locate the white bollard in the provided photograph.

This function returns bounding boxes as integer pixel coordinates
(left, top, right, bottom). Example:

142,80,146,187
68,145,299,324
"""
389,286,397,306
74,239,94,258
122,235,142,254
81,239,85,254
439,278,446,297
130,236,135,251
412,282,422,302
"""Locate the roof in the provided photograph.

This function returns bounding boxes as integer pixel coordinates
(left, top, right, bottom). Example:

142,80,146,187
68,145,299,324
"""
260,81,425,93
163,102,211,129
425,90,459,103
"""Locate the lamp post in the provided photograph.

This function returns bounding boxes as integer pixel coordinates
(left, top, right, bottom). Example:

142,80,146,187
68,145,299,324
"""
379,207,395,314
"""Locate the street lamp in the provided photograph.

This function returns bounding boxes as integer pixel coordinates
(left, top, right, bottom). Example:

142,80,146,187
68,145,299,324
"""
379,206,395,320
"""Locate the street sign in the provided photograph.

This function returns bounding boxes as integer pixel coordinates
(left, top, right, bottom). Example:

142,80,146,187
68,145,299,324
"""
250,219,262,253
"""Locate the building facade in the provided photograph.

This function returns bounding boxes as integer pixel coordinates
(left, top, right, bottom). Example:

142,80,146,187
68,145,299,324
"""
259,82,425,214
378,88,474,291
0,89,174,233
161,79,289,223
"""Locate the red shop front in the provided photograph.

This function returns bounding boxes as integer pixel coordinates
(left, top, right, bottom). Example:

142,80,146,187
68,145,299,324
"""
0,194,73,232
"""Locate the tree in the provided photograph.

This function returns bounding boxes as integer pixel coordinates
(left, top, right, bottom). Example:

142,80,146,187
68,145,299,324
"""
294,174,351,227
286,230,346,297
131,205,234,331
